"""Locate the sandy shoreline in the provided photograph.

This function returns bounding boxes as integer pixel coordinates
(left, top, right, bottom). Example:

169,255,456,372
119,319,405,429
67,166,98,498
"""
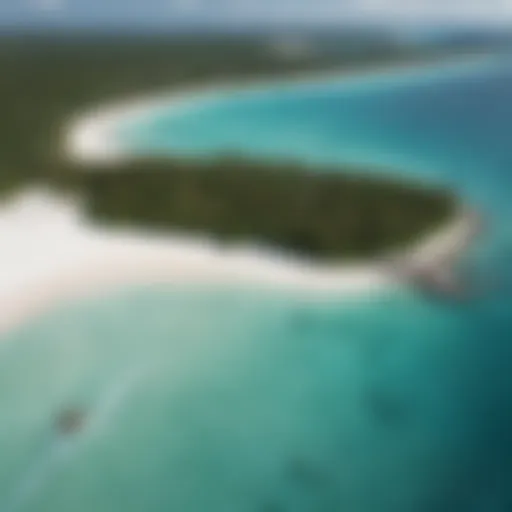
0,188,388,335
0,56,488,336
65,52,496,165
0,187,478,337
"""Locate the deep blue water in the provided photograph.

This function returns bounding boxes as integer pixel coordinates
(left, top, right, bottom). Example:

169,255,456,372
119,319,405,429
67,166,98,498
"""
2,56,512,511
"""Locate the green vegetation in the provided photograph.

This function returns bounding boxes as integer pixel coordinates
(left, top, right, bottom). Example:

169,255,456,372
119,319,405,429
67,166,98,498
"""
0,32,463,191
0,32,462,258
79,158,455,260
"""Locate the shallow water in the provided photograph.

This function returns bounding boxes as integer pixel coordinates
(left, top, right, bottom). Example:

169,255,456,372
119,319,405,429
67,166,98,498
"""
3,55,512,511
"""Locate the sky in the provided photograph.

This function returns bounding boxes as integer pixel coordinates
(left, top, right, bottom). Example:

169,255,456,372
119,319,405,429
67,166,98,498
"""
2,0,512,29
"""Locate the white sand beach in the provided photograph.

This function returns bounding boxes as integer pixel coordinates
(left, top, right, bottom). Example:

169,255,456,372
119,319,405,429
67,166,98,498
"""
65,52,494,165
1,57,488,335
0,186,477,336
0,188,386,335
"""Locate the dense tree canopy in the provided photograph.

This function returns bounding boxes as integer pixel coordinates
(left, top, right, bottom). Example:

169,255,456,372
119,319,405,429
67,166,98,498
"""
0,33,459,258
78,158,455,260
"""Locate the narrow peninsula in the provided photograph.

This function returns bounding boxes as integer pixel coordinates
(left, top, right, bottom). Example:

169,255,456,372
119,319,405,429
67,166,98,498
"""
0,33,486,335
78,157,457,262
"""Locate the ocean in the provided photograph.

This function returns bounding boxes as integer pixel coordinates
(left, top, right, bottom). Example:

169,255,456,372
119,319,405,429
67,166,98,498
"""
3,54,512,511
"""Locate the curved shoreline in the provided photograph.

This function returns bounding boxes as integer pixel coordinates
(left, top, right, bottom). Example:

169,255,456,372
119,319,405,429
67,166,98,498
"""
65,52,497,165
0,187,478,337
1,56,489,336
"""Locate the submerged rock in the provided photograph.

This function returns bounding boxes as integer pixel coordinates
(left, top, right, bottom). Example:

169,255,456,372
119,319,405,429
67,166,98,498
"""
260,502,285,512
56,408,86,434
411,267,471,302
285,457,326,487
364,387,409,426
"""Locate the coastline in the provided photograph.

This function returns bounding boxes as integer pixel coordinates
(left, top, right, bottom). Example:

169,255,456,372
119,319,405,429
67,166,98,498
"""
0,187,477,337
1,56,488,336
65,51,498,165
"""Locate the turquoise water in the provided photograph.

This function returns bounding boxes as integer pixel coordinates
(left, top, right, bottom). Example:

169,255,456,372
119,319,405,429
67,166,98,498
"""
4,56,512,511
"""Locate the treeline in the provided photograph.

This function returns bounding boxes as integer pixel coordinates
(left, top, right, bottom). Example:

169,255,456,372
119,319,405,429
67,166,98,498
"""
0,33,454,194
76,157,455,260
0,34,461,259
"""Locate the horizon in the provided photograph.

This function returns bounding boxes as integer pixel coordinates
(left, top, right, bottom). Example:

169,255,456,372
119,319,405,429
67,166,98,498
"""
2,0,512,33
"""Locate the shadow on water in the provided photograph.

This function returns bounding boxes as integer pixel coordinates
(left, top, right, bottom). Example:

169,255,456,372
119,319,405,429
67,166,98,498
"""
284,457,331,489
274,456,345,512
363,384,411,428
2,364,147,512
259,502,286,512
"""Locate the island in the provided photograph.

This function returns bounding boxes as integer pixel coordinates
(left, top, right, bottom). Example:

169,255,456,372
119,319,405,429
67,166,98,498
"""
0,32,488,337
76,157,456,261
0,31,483,195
